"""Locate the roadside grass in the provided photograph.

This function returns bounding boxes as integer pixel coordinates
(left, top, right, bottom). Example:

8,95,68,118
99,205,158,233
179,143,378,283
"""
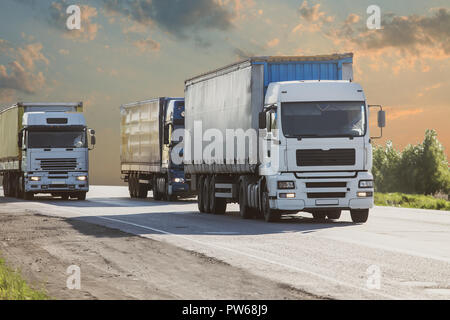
0,257,48,300
375,193,450,211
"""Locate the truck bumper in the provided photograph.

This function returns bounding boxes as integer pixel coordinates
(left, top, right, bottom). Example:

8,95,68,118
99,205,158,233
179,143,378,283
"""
267,172,374,211
25,172,89,193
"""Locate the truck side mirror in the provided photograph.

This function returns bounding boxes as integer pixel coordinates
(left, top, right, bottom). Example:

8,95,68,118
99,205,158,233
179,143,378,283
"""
164,124,170,145
259,112,266,129
18,131,23,148
378,110,386,128
369,105,385,139
91,135,96,146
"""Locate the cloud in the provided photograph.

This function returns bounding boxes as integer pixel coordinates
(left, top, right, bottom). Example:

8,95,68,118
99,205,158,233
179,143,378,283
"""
0,40,47,98
351,9,450,55
59,49,70,55
387,108,424,121
101,0,234,39
133,37,161,53
292,1,334,33
266,38,279,48
49,1,99,41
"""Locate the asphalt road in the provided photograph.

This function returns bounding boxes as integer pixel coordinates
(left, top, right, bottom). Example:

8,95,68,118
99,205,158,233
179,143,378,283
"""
1,186,449,300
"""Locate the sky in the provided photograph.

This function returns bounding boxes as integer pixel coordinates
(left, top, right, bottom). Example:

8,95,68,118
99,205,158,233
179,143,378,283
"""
0,0,449,185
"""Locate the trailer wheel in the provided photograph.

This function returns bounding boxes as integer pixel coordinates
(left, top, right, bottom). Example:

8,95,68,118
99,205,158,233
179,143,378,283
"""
350,209,369,223
128,174,136,198
239,183,253,219
209,176,226,215
261,186,280,222
197,176,205,212
203,176,212,213
137,180,148,199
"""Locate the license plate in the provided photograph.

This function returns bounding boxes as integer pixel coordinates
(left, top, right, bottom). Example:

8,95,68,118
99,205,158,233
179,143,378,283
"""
52,181,65,185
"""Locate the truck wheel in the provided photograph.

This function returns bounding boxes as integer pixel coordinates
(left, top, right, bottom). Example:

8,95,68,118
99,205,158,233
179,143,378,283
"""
350,209,369,223
164,179,176,201
137,182,148,199
203,176,212,213
197,176,205,212
153,177,162,201
3,173,10,197
261,187,280,222
239,183,253,219
209,176,227,215
61,194,70,200
24,192,34,201
327,210,341,220
77,192,87,201
128,179,133,198
312,211,327,221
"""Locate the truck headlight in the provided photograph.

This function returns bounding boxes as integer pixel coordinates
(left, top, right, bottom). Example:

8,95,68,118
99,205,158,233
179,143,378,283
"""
30,176,41,182
77,176,87,181
173,178,185,183
357,191,373,198
278,181,295,189
359,180,373,188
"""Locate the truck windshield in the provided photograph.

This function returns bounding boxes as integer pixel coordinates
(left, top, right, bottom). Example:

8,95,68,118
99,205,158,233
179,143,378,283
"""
281,101,366,138
28,131,87,148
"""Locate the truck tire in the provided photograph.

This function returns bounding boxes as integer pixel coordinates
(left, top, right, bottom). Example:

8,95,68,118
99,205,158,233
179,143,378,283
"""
203,176,212,213
24,192,34,201
137,182,148,199
350,209,369,223
209,176,227,215
152,176,162,201
239,183,253,219
326,210,341,220
197,176,205,212
128,174,136,198
312,211,327,220
77,192,87,201
61,194,70,200
261,186,280,222
165,179,176,201
3,173,10,197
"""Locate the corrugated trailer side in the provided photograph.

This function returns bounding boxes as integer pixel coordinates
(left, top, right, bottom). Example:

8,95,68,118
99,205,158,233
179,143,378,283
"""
0,105,23,172
120,98,164,173
184,53,354,175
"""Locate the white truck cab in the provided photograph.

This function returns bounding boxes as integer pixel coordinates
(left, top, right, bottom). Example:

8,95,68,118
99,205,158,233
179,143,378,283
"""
260,81,382,222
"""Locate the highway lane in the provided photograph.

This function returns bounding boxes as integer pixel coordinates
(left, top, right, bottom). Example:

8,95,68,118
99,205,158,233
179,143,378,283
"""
1,186,450,300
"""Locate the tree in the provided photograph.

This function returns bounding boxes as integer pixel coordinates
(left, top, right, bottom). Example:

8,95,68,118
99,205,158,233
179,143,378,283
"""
373,130,450,195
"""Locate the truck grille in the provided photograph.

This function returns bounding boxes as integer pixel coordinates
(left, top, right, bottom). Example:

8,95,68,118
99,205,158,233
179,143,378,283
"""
38,158,77,171
307,192,346,199
297,149,355,167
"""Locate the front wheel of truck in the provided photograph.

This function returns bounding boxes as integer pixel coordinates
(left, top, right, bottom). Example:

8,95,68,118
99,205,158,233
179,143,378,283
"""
261,188,280,223
77,192,87,201
350,209,369,223
24,192,34,201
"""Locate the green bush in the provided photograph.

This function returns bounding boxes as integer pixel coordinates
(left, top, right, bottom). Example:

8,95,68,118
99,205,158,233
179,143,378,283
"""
0,258,48,300
375,193,450,211
373,130,450,195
